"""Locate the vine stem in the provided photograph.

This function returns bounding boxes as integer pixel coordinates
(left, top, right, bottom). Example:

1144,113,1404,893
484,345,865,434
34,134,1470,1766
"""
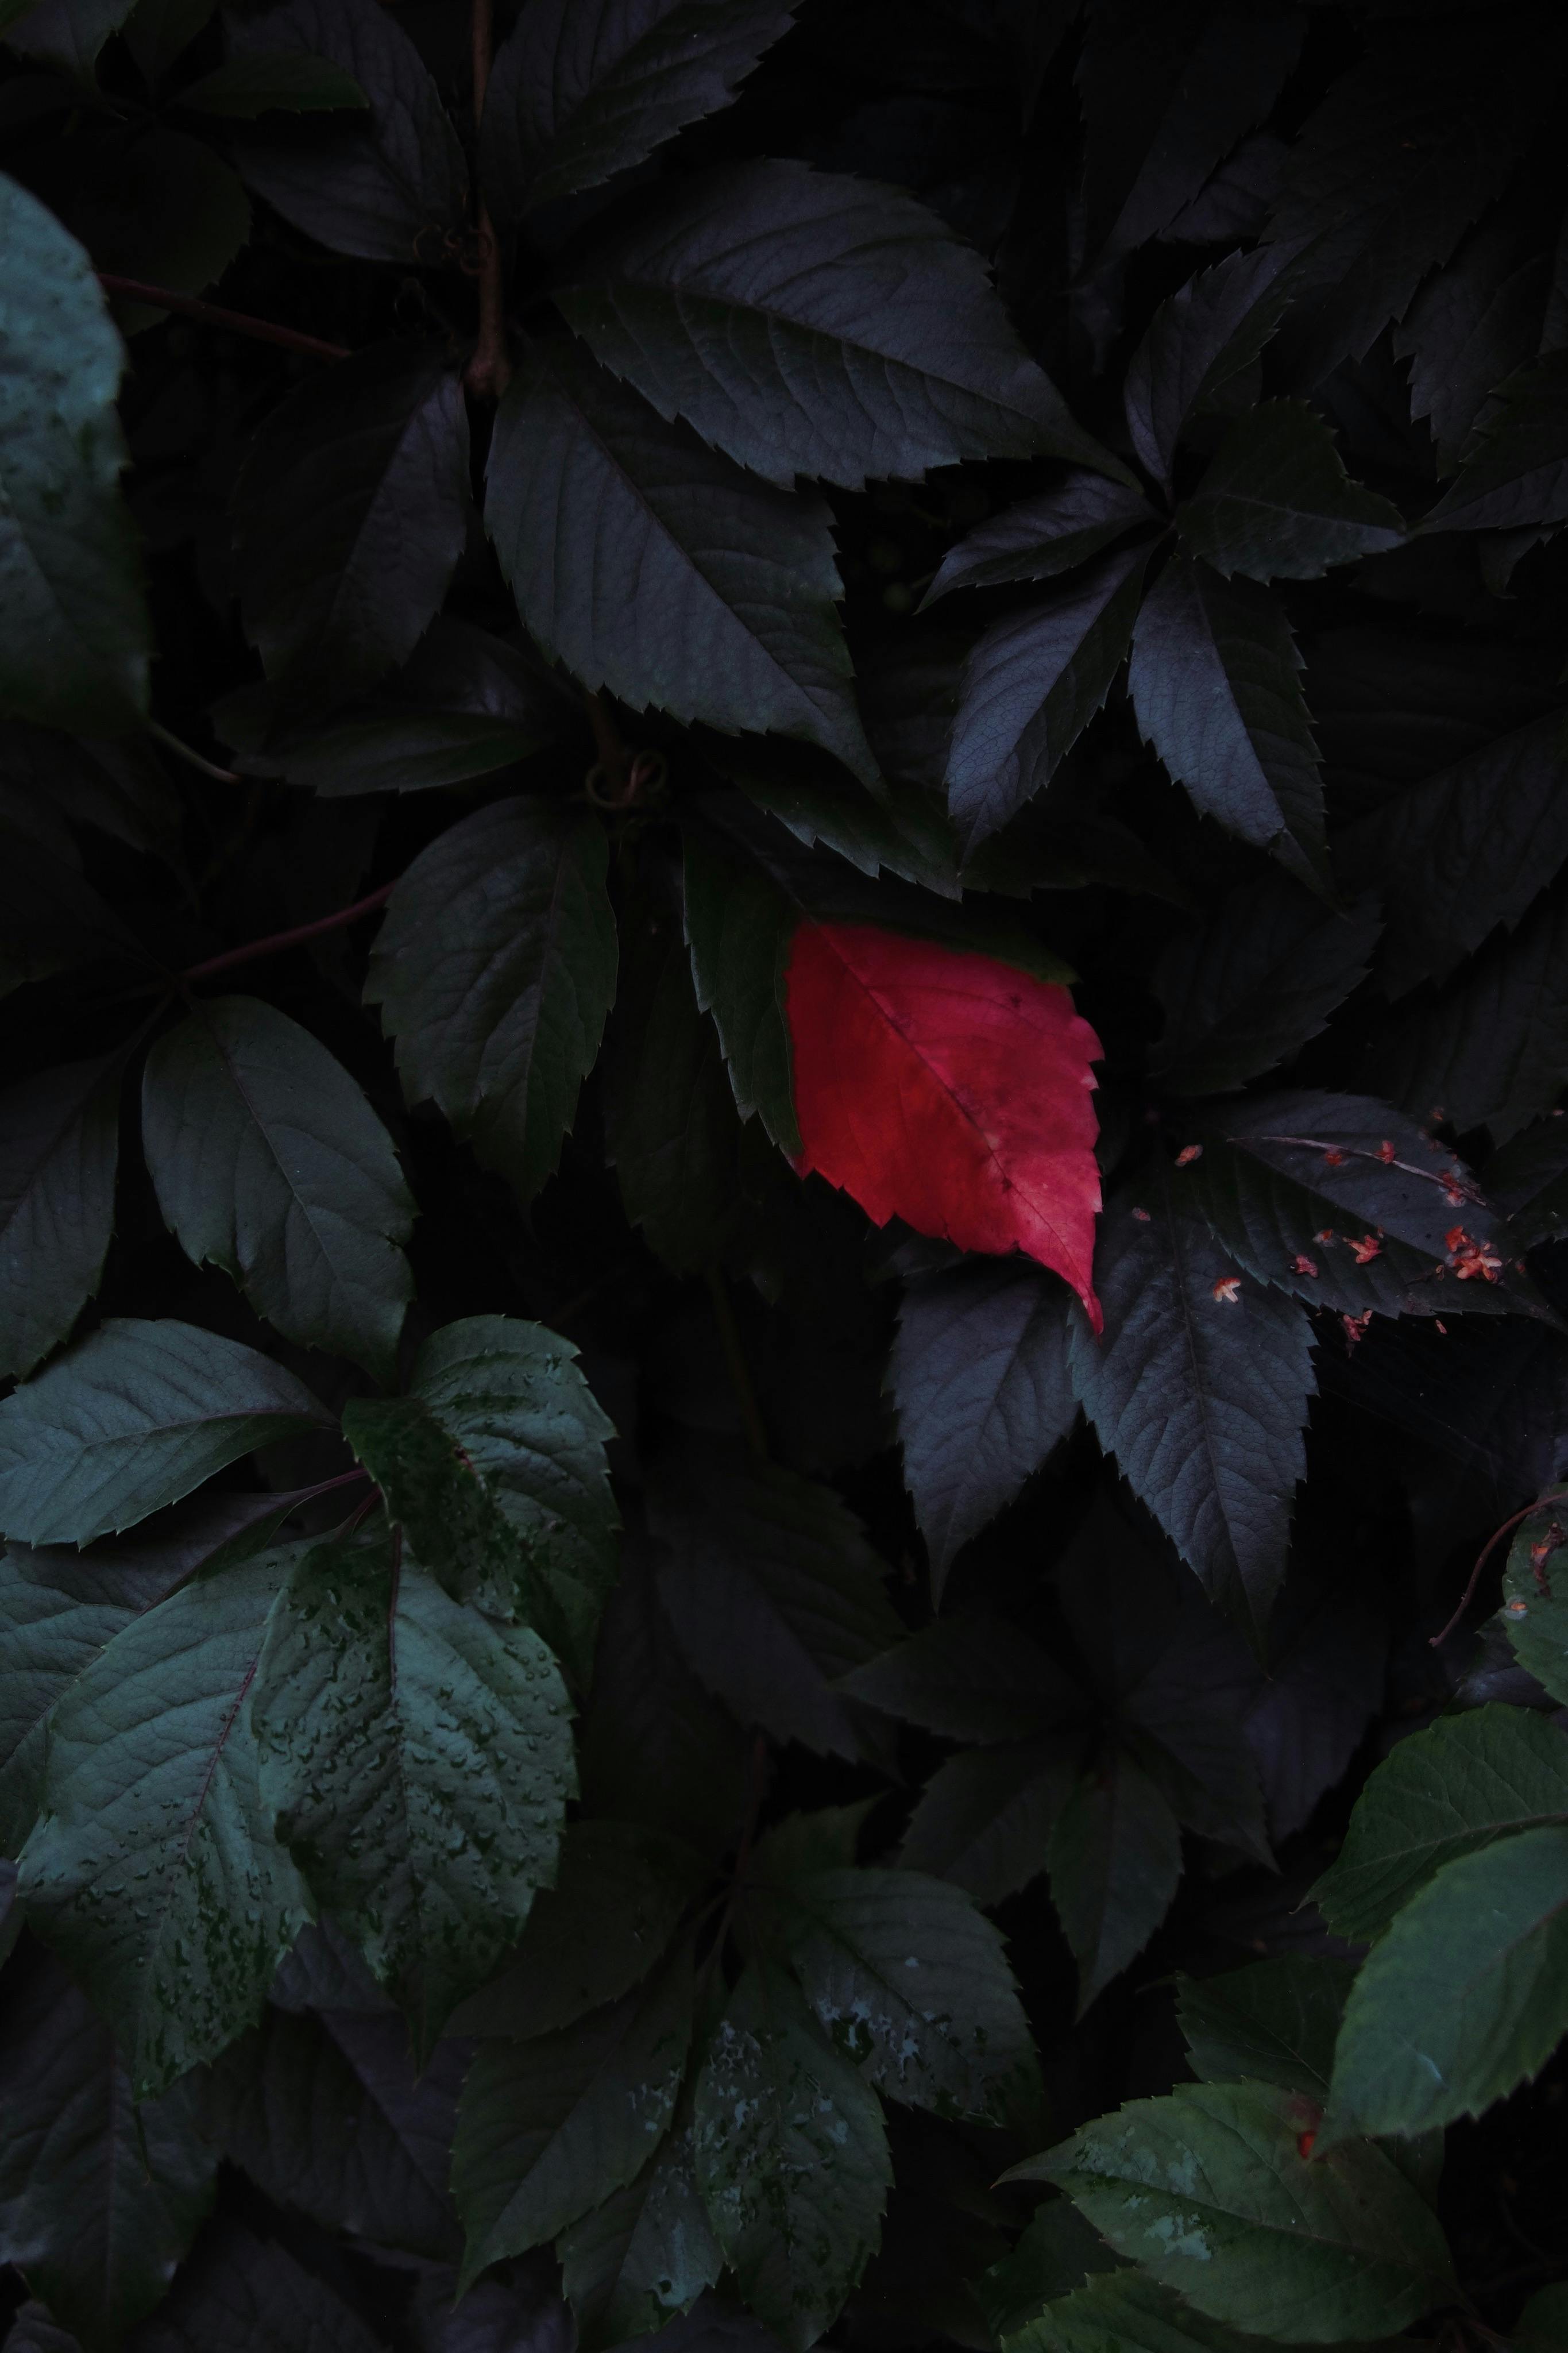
464,0,511,399
147,718,245,786
96,275,350,363
1428,1484,1568,1648
180,880,397,983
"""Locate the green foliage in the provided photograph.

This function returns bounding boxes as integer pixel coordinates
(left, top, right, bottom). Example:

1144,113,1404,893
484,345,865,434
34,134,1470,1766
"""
4,5,1568,2347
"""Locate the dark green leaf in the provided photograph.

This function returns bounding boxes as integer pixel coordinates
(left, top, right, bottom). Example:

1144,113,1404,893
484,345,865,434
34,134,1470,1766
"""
1129,554,1328,894
692,1961,891,2352
229,0,468,264
1518,2285,1568,2352
1068,1181,1316,1642
1338,710,1568,997
681,819,800,1154
1177,402,1404,583
921,475,1154,604
449,1818,703,2038
234,344,469,708
130,2220,384,2353
484,0,798,215
838,1612,1085,1746
15,1548,312,2097
1486,1120,1568,1251
1501,1502,1568,1704
1420,352,1568,535
252,1526,575,2053
558,2121,723,2351
754,1862,1038,2122
0,1055,121,1380
2,0,137,71
1325,1824,1568,2140
1026,2080,1454,2340
647,1443,902,1757
1264,22,1563,384
1046,1749,1183,2013
1152,881,1380,1097
0,1489,302,1854
889,1261,1079,1594
366,797,617,1203
1178,1955,1357,2095
176,48,367,113
0,173,149,730
142,996,414,1383
1124,246,1300,487
453,1938,694,2283
558,158,1126,491
577,1537,751,1859
945,547,1149,853
1005,2270,1279,2353
341,1314,618,1683
1312,1703,1568,1942
123,0,218,86
899,1737,1083,1906
605,894,745,1275
0,1953,215,2350
0,1318,330,1546
208,2004,463,2258
977,2197,1123,2347
486,338,878,782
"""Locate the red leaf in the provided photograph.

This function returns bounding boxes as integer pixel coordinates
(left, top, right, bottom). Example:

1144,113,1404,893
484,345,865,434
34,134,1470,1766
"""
785,920,1104,1329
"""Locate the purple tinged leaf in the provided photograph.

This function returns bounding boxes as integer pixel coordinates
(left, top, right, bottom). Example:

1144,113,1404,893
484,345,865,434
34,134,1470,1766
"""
1124,244,1301,485
921,473,1155,606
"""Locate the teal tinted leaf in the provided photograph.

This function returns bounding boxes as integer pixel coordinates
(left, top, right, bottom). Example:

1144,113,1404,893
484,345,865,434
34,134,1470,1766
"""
889,1261,1079,1594
0,1319,330,1547
944,546,1148,853
234,344,469,708
647,1444,902,1758
366,797,617,1203
558,2120,723,2352
0,1954,215,2348
1178,1957,1357,2095
922,476,1154,607
754,1862,1038,2123
484,0,798,216
1129,554,1328,894
1028,2080,1454,2342
838,1612,1085,1746
739,761,962,899
1152,881,1380,1097
487,337,877,782
1312,1703,1568,1943
900,1737,1083,1907
207,2005,464,2259
228,0,468,264
1324,1825,1568,2140
1177,402,1404,583
1420,353,1568,535
1068,1182,1315,1643
252,1527,575,2053
1501,1503,1568,1704
453,1938,694,2283
176,48,367,113
449,1818,702,2038
1124,246,1300,487
681,819,799,1153
128,2220,384,2353
341,1315,618,1683
0,1490,299,1854
1046,1750,1183,2014
15,1548,312,2097
142,996,414,1384
605,894,745,1276
0,173,149,731
692,1961,891,2351
0,1055,121,1380
558,158,1126,492
1006,2271,1278,2353
20,127,249,339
